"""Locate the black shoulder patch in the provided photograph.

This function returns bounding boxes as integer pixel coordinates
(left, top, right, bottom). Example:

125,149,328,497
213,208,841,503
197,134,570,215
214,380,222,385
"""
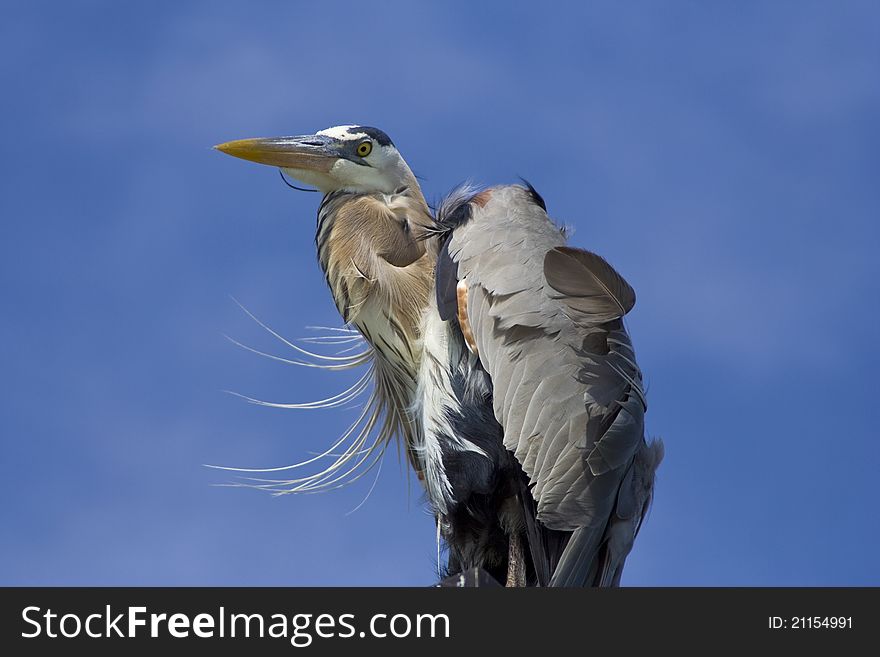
432,189,475,240
435,237,460,322
519,178,547,212
444,200,473,230
350,126,394,147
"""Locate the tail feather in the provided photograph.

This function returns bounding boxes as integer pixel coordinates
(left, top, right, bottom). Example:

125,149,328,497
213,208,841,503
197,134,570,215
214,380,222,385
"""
548,524,606,587
549,438,664,587
517,476,569,587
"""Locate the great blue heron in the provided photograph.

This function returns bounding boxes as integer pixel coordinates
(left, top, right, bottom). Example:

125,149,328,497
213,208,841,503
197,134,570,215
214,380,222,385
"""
215,125,663,587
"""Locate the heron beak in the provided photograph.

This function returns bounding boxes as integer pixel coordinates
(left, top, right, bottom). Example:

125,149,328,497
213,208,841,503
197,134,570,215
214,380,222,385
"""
213,135,339,173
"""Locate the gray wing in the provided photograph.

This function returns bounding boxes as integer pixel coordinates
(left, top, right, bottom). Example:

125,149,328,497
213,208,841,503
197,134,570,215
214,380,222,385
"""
440,185,663,586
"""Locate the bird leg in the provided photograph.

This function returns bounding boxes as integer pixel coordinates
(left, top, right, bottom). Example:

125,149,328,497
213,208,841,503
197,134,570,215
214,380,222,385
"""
505,532,526,587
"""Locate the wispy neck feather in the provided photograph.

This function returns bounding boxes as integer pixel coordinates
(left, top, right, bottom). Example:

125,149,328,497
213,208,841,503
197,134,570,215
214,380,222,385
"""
315,186,435,475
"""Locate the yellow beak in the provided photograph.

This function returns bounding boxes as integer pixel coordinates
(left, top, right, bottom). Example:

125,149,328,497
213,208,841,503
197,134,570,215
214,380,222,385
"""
213,136,339,173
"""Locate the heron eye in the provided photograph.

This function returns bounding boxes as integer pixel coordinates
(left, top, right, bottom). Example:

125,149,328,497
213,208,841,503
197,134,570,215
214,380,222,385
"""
357,141,373,157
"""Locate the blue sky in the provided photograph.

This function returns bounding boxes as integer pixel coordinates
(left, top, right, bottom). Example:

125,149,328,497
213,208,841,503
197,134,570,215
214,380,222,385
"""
1,1,878,585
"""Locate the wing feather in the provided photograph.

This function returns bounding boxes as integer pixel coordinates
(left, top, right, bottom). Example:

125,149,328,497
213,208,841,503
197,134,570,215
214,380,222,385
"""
544,246,636,322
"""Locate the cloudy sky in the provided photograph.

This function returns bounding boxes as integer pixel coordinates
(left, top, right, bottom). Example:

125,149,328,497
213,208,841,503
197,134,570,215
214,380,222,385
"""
1,1,878,585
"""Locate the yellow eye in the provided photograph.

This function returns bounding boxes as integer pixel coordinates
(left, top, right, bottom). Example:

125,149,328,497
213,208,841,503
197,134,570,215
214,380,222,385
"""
357,141,372,157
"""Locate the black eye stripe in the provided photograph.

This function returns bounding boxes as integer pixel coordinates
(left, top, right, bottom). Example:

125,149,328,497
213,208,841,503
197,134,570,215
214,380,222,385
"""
347,126,393,146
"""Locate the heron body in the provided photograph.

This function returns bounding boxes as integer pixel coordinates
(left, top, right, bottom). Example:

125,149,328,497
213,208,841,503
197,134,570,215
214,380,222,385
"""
425,184,663,585
215,125,663,586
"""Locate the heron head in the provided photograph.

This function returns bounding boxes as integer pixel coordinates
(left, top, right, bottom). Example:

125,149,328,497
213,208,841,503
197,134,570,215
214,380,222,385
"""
214,125,417,195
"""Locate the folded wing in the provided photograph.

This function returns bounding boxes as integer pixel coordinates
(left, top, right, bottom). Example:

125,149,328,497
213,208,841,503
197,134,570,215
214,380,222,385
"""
435,184,663,586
